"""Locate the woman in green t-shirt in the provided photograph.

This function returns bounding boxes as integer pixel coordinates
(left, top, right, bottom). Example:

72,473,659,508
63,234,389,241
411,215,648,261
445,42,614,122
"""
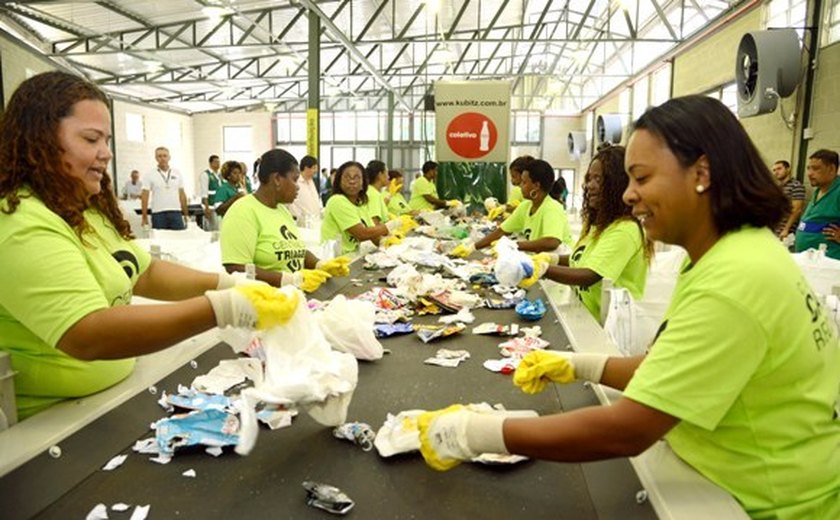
0,72,300,420
386,170,410,216
415,96,840,519
538,145,652,320
463,159,570,255
220,149,351,293
321,161,395,253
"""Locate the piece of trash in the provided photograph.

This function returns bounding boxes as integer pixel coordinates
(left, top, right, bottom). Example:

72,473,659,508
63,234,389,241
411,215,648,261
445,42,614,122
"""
483,359,520,374
129,504,150,520
102,454,128,471
302,481,355,515
498,337,550,358
472,453,529,465
256,408,297,430
374,322,415,338
374,410,424,457
132,438,158,455
415,323,466,343
332,422,376,451
515,298,546,321
472,322,518,336
154,409,240,457
191,358,261,395
424,349,470,367
147,385,157,395
111,503,131,512
521,325,542,338
438,307,475,325
205,446,224,457
86,503,108,520
48,445,62,458
182,469,196,478
190,360,198,369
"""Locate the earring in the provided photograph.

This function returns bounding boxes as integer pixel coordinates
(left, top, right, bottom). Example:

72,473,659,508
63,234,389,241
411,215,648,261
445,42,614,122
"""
529,189,539,198
695,185,706,193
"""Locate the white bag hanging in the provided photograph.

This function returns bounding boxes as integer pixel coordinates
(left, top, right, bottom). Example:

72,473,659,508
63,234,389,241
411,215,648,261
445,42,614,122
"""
317,295,384,361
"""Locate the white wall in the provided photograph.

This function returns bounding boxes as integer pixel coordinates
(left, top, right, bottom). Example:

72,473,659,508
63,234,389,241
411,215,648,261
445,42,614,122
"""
0,31,57,107
112,99,195,197
193,111,273,186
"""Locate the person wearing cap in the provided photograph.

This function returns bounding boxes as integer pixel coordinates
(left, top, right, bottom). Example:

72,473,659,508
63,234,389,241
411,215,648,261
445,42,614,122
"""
220,149,351,293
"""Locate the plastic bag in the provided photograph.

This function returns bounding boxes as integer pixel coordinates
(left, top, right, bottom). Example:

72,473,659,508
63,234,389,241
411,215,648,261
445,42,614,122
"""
317,295,384,361
493,237,534,286
235,287,358,455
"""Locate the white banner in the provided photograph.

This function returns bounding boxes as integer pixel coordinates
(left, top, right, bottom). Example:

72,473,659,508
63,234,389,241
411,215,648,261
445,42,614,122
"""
434,80,511,163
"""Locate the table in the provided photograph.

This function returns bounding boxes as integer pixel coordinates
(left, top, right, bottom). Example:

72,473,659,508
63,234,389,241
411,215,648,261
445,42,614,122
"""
0,263,656,520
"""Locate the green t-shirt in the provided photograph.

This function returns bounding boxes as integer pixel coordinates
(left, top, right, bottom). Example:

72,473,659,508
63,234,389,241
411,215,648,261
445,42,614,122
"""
795,176,840,259
214,181,241,208
366,185,389,223
409,176,438,211
321,194,374,253
624,227,840,519
568,219,647,319
509,185,523,203
205,170,221,205
500,197,572,247
220,195,307,273
0,192,150,419
388,192,409,215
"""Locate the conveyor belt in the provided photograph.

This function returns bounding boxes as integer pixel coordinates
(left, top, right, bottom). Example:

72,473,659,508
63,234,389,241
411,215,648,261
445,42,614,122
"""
2,262,656,519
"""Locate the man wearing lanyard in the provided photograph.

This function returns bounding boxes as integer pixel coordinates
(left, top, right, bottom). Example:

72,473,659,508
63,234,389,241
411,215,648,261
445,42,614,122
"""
140,146,189,230
795,149,840,259
199,154,221,231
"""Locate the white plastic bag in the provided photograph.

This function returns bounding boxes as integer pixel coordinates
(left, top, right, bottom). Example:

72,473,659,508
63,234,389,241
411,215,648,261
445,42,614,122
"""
317,295,384,360
493,237,534,286
235,287,358,455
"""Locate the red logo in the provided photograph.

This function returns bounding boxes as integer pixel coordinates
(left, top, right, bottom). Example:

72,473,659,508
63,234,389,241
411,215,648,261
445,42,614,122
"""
445,112,497,159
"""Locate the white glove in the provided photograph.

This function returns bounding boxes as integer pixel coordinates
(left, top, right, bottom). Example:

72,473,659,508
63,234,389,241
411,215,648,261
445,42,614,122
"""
216,270,265,289
385,219,402,234
205,285,300,330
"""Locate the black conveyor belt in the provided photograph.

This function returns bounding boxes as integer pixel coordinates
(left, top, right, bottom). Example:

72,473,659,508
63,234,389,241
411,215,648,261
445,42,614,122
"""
2,262,656,520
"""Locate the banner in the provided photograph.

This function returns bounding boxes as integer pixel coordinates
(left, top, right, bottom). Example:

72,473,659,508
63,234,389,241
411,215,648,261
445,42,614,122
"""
434,80,511,163
306,108,319,157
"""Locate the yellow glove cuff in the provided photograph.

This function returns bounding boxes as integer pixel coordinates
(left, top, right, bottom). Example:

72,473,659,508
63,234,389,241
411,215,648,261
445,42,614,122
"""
236,285,299,329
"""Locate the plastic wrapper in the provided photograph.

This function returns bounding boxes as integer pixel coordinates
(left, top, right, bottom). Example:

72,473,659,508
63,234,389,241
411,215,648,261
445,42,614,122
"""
302,481,355,515
515,298,546,321
374,308,414,324
374,410,424,457
154,409,240,457
427,291,463,313
438,308,475,325
483,358,520,374
469,272,498,286
484,288,526,309
498,337,550,358
374,322,415,338
415,323,466,343
332,422,376,451
163,387,233,412
472,322,519,336
424,349,470,367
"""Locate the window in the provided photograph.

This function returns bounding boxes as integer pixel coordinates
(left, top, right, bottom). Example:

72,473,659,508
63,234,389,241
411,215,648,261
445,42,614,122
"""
276,114,291,143
223,125,253,165
651,63,672,106
125,112,144,143
767,0,807,40
702,83,739,116
632,76,650,122
825,0,840,45
513,111,541,143
290,113,307,142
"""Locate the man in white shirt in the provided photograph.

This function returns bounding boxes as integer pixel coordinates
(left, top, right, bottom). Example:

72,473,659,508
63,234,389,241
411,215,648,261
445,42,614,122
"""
198,154,221,231
288,155,322,226
141,146,189,230
121,170,143,200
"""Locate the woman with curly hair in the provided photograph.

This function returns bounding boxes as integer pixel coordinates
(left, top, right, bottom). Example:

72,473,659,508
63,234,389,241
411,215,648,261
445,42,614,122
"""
0,72,295,420
321,161,397,253
538,145,650,320
214,160,247,217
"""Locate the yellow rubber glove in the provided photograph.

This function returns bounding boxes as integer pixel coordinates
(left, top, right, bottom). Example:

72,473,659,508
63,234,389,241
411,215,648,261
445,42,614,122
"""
382,233,404,248
487,206,506,221
205,285,300,330
316,256,351,277
449,241,475,258
417,405,474,471
388,178,403,195
508,199,521,209
519,253,551,289
513,350,575,394
399,214,418,234
294,269,332,292
445,199,462,208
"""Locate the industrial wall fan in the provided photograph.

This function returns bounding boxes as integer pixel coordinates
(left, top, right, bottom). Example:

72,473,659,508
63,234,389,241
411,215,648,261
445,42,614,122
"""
736,28,801,118
567,131,587,158
596,114,623,145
